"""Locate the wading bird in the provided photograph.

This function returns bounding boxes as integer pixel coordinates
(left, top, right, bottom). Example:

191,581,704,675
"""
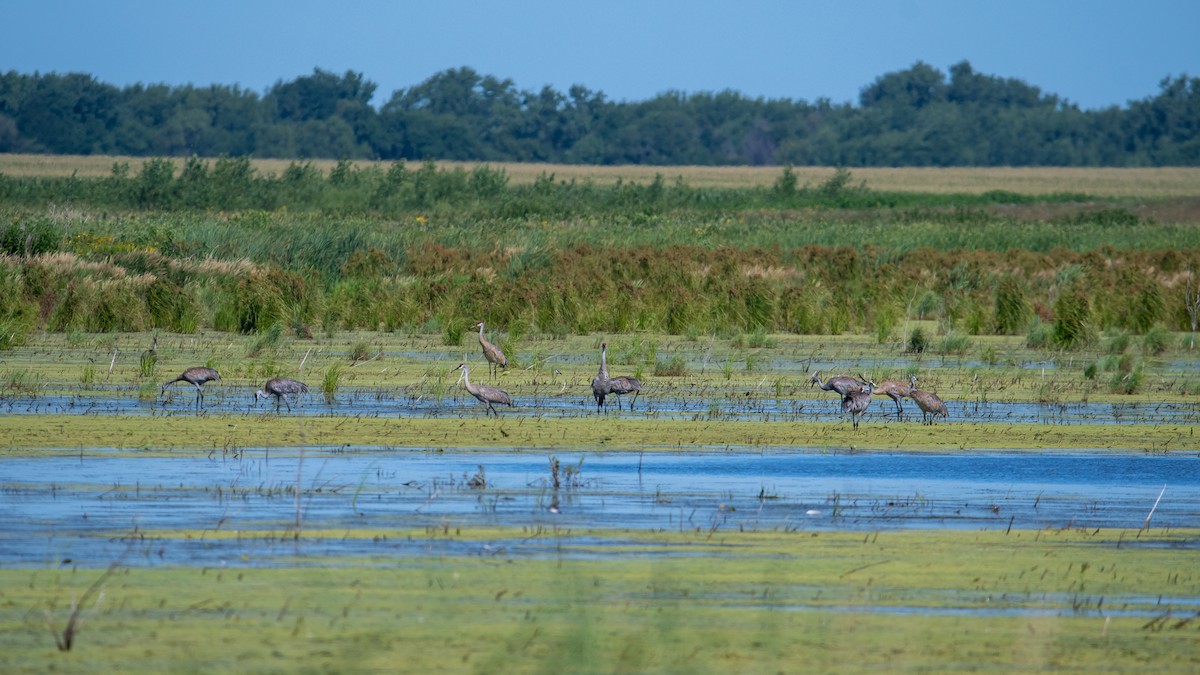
810,371,865,398
592,342,611,413
161,366,221,407
254,377,309,412
455,362,512,417
867,373,918,417
841,380,875,431
910,388,949,425
600,343,641,410
608,373,642,411
473,321,507,379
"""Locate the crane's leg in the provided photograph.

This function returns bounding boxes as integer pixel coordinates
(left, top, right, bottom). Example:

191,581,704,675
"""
630,390,639,410
282,394,291,412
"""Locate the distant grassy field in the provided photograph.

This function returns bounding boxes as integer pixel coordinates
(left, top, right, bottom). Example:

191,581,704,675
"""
4,153,1200,197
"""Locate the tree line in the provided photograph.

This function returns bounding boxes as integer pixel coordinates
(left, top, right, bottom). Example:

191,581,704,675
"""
1,61,1197,166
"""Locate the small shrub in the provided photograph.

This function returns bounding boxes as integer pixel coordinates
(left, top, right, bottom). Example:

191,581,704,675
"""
914,291,942,320
1106,331,1131,354
979,344,998,365
247,322,284,357
440,318,464,346
1108,366,1143,395
349,340,371,362
993,277,1029,335
1053,285,1093,350
322,364,341,402
747,328,776,349
906,327,928,354
1142,326,1170,355
654,355,687,376
1025,319,1053,350
938,332,971,355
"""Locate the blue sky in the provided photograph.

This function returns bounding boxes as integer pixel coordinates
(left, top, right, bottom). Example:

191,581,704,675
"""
5,1,1197,110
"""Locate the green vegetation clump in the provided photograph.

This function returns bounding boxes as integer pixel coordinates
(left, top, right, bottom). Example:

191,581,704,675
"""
0,162,1196,344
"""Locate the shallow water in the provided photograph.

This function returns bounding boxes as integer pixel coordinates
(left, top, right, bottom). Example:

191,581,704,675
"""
3,449,1197,568
4,389,1199,426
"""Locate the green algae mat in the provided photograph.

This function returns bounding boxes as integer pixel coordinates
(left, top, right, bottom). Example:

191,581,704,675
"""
2,528,1197,673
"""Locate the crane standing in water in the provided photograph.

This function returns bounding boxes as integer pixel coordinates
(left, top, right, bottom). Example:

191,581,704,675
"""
592,342,611,413
867,373,918,417
162,366,221,408
607,372,642,410
810,372,866,398
841,380,875,431
473,321,507,380
255,377,309,412
910,388,950,425
455,363,513,417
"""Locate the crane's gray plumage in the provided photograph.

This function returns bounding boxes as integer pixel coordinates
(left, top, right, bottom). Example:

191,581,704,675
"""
594,341,642,411
607,375,641,410
592,342,611,413
255,376,309,412
474,321,507,379
868,374,917,416
910,388,949,425
840,380,875,431
162,366,221,407
811,372,865,397
456,362,512,417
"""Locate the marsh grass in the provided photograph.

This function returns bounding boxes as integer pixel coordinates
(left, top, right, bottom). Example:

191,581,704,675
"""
247,322,285,357
322,363,342,402
654,355,688,377
348,340,371,362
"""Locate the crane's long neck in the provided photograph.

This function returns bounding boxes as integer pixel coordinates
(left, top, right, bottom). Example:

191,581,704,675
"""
599,346,609,378
460,366,471,389
477,324,486,342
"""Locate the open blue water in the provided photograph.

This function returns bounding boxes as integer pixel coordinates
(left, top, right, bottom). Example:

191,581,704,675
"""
2,449,1197,568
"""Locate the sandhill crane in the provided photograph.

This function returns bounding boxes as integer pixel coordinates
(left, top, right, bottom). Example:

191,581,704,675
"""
608,374,642,410
910,388,949,425
810,371,865,398
473,321,507,379
455,362,512,417
841,380,875,431
598,343,641,410
162,366,221,407
255,377,309,412
867,373,917,417
592,342,611,413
